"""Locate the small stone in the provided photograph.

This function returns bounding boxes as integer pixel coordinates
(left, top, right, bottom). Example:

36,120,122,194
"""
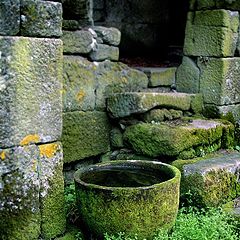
110,127,124,148
62,30,94,54
0,0,20,35
176,56,200,93
21,0,62,37
92,26,121,46
89,43,119,61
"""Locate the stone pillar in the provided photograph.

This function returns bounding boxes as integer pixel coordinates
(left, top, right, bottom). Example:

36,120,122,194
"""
0,1,65,239
176,0,240,122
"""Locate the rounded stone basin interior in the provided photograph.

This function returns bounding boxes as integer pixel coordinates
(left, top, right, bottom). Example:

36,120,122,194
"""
75,161,175,188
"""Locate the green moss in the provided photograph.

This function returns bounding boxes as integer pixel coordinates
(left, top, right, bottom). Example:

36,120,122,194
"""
74,161,181,239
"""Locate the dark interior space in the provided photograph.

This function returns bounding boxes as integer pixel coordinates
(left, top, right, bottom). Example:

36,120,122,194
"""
93,0,189,67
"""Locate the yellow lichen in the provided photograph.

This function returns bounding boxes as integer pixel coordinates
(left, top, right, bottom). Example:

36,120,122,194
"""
20,134,40,146
76,89,86,102
0,151,6,160
39,143,58,158
32,159,38,171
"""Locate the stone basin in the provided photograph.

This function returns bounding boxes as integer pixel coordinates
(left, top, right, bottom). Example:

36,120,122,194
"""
74,160,181,239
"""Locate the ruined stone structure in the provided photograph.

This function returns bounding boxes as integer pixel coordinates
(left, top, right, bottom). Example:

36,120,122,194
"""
1,0,240,239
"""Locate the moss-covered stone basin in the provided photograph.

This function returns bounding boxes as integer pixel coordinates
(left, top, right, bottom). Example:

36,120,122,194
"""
74,160,181,239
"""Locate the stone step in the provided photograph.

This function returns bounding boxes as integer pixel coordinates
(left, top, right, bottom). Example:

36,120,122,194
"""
135,67,177,87
123,119,234,159
172,152,240,207
107,92,203,118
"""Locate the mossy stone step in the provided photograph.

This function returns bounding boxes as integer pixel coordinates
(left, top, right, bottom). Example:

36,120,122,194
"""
123,119,234,159
173,152,240,207
107,92,203,118
136,67,177,87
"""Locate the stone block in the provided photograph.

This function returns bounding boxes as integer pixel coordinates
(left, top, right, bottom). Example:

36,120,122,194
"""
176,56,200,93
123,119,233,158
63,56,96,112
189,0,215,10
216,0,240,11
62,20,80,30
137,67,176,87
198,57,240,105
89,43,119,61
95,61,148,110
110,127,124,149
0,37,63,148
62,30,94,54
92,26,121,46
0,0,20,35
62,111,111,163
39,142,66,239
21,0,62,37
184,12,239,57
107,92,194,118
0,145,41,239
181,153,240,207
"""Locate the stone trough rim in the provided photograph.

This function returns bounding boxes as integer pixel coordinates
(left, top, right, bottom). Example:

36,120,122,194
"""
74,160,181,191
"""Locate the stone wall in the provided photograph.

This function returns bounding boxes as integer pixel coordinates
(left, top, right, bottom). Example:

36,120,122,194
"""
0,1,65,239
176,0,240,123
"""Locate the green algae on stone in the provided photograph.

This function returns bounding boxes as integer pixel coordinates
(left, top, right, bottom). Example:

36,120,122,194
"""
21,0,62,37
176,56,200,94
0,145,41,240
0,36,63,148
74,160,181,239
39,142,66,239
63,56,96,112
62,111,111,163
198,57,240,105
123,119,233,158
174,153,240,207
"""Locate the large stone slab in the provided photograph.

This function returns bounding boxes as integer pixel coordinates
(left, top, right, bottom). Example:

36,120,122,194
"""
63,56,96,112
123,119,234,158
176,56,200,93
21,0,62,37
0,37,63,148
0,145,41,239
107,92,201,118
62,30,94,54
0,0,20,35
95,61,148,110
178,153,240,207
62,111,111,163
198,57,240,105
39,142,66,239
184,11,239,57
137,67,176,87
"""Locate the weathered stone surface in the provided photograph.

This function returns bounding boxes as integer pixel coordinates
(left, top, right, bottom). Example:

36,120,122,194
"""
107,92,197,118
92,26,121,46
189,0,215,10
123,119,233,158
137,67,176,87
0,145,41,239
62,20,80,30
39,142,66,239
62,30,94,54
110,127,124,148
0,0,20,35
184,11,239,57
198,57,240,105
62,111,111,163
179,153,240,207
95,61,148,110
89,43,119,61
142,109,183,123
63,56,96,112
62,0,93,25
237,29,240,56
216,0,240,10
21,0,62,37
176,56,200,93
0,37,63,148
